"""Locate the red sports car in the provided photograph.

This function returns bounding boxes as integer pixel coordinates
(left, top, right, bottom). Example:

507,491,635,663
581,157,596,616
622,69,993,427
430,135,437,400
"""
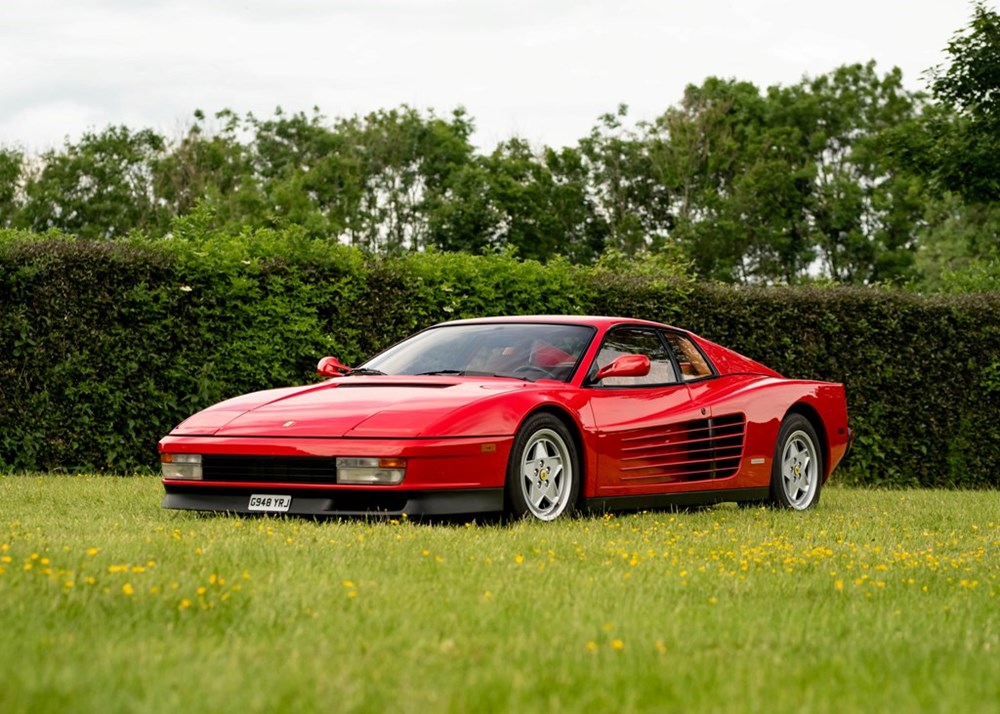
160,316,851,520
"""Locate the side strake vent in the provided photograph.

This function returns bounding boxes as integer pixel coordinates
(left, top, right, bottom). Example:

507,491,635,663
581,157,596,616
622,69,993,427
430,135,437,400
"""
202,455,337,483
620,413,747,481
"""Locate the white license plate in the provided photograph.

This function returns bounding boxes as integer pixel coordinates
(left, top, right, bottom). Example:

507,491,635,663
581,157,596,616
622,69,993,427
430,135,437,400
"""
248,494,291,513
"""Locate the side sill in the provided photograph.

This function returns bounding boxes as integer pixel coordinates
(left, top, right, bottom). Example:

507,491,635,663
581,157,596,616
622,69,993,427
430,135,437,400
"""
583,487,770,513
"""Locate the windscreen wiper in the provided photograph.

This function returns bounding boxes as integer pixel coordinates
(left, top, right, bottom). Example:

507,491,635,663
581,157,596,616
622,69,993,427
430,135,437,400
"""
342,368,387,376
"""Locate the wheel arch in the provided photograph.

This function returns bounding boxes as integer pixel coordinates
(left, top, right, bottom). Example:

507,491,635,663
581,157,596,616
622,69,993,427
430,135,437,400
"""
784,402,830,480
517,405,588,507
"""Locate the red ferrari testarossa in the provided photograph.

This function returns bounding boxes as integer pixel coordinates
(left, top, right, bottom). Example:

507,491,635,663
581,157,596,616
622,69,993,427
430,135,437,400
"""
160,316,850,520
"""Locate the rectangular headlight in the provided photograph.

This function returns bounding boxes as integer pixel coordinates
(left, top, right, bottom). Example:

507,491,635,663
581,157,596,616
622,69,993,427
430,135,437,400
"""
161,453,203,480
336,457,405,485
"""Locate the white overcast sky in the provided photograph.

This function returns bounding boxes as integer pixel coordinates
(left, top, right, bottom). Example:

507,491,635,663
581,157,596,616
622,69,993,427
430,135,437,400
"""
0,1,986,154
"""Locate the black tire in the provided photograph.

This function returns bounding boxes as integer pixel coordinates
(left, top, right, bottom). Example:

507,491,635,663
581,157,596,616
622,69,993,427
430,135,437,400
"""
505,413,579,521
768,414,823,510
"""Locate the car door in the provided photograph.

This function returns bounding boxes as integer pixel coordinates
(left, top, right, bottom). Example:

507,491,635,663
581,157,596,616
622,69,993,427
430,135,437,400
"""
585,326,712,496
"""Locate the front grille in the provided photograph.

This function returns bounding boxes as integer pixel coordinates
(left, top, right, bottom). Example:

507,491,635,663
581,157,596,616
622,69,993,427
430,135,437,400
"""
202,455,337,484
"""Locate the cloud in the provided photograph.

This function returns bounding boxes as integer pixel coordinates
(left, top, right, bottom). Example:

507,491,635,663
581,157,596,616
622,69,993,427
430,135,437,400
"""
0,0,974,153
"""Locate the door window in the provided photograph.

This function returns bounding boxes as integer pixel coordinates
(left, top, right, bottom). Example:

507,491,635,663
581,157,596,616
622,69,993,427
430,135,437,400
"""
591,328,677,387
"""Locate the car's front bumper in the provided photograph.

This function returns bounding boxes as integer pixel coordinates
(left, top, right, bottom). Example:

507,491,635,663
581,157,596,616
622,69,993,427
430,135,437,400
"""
162,484,504,517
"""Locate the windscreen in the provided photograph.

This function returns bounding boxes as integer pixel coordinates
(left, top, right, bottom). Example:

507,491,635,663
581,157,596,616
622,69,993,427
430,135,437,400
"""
362,323,595,382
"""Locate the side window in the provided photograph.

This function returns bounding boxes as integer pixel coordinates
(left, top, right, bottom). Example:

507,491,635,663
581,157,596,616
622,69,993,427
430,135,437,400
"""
591,328,677,387
664,332,714,381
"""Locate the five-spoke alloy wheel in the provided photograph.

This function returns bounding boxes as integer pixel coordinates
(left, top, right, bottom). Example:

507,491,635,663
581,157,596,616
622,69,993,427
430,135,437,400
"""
506,414,579,521
769,414,823,510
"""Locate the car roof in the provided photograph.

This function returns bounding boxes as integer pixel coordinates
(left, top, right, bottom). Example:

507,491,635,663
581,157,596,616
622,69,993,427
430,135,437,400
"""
434,315,683,332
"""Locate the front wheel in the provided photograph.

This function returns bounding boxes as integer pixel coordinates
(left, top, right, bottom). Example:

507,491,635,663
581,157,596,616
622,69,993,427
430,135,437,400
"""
505,414,579,521
769,414,823,510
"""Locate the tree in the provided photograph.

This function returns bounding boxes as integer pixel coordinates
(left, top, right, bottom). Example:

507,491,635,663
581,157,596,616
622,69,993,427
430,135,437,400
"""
153,109,263,233
913,195,1000,291
427,139,604,263
789,63,926,284
308,106,477,252
0,147,23,228
654,66,925,285
542,145,607,264
889,2,1000,290
425,158,504,255
246,107,363,239
927,1,1000,203
580,105,674,258
19,126,167,238
652,78,801,282
482,139,597,262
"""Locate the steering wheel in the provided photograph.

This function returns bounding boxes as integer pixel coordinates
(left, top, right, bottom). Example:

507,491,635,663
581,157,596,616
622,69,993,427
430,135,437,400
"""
511,365,557,380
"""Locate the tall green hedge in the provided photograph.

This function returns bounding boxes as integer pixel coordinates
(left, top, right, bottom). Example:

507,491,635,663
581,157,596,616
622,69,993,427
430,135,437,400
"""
2,230,998,487
682,285,1000,488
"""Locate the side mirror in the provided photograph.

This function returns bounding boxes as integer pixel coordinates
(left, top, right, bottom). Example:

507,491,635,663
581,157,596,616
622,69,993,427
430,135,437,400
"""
595,354,651,381
317,356,352,377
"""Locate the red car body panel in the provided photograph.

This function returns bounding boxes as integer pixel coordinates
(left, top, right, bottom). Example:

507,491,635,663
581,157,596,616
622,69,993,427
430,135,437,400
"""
160,316,850,516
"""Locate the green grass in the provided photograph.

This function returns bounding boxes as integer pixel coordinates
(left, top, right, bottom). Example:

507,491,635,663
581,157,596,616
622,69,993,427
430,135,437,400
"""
0,476,997,714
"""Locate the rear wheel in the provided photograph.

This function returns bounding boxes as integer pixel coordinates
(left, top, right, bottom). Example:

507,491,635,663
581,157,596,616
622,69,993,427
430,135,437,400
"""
769,414,823,510
505,414,579,521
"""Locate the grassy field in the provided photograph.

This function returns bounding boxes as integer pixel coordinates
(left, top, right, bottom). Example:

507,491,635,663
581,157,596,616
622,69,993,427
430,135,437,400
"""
0,476,997,714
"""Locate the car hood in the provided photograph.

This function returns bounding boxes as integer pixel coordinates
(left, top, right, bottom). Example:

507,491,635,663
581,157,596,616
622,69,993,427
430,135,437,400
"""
170,376,542,438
